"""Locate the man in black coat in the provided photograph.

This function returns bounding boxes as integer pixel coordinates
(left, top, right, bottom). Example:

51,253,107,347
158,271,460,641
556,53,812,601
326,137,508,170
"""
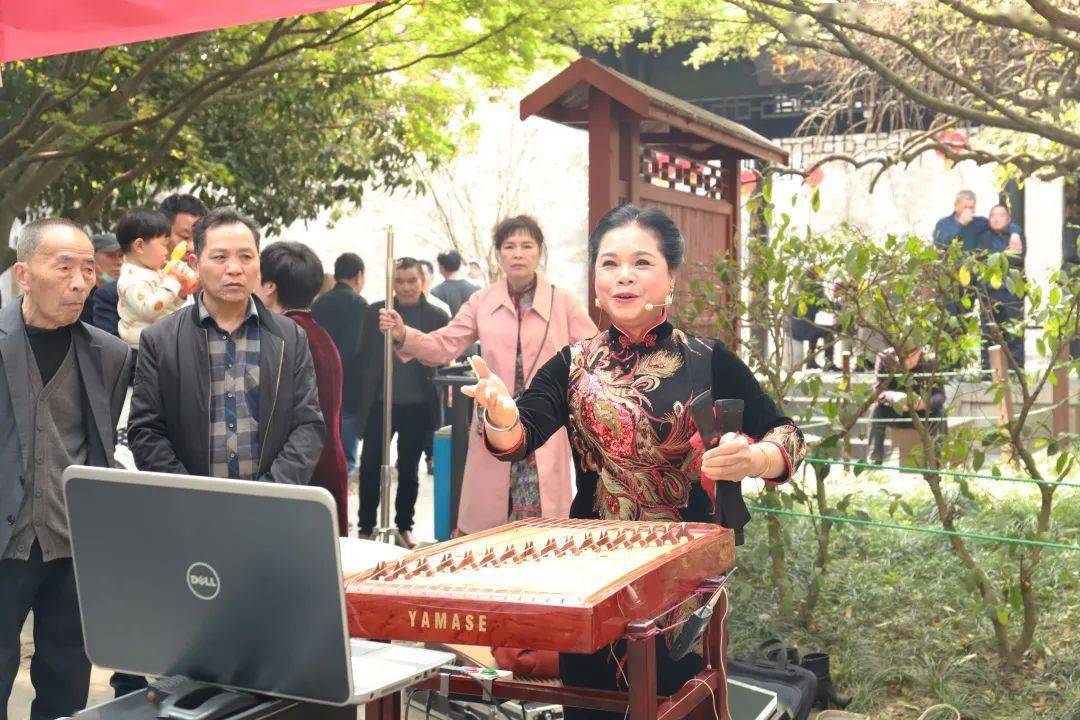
355,258,447,547
312,252,367,478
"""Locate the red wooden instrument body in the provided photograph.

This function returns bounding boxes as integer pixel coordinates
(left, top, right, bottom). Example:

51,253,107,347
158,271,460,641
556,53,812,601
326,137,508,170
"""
344,518,735,653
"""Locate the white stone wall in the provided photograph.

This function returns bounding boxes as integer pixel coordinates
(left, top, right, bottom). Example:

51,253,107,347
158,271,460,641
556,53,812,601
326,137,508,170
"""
755,131,1069,367
1023,176,1066,282
766,132,1065,288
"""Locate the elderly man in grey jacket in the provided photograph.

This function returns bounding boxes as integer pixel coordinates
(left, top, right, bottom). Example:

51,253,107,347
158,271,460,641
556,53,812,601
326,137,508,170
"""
0,218,131,720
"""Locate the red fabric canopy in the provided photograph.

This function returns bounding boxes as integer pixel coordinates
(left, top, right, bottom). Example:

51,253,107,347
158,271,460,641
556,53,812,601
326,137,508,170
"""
0,0,373,63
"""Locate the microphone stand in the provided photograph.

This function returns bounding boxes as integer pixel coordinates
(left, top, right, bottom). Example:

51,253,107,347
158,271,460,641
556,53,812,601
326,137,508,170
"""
375,227,401,546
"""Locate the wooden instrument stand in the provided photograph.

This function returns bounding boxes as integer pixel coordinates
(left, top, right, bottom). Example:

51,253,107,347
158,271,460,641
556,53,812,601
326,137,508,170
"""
364,577,731,720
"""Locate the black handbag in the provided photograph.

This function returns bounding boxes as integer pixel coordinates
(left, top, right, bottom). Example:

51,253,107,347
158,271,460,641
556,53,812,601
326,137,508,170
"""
726,649,818,720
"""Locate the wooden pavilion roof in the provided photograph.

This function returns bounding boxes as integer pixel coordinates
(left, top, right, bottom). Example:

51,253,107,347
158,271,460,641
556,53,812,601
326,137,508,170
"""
521,57,789,165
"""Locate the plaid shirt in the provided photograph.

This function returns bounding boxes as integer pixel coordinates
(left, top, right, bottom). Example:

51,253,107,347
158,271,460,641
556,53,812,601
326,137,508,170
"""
198,296,261,480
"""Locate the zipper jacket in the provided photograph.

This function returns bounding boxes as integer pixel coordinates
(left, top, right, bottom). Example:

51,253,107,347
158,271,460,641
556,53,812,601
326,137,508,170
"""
128,294,325,484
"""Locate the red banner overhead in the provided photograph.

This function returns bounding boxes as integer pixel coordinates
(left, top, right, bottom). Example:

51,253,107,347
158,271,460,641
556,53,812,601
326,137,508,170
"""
1,0,374,63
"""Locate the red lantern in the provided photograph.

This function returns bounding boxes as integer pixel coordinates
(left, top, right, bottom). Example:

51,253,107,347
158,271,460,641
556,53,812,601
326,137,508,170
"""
803,165,824,187
934,130,967,160
740,169,758,195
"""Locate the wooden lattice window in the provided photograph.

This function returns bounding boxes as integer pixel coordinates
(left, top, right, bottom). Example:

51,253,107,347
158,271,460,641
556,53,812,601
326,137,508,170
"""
641,149,727,200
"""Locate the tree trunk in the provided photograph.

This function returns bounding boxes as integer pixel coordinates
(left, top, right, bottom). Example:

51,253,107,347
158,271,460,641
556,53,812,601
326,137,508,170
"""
798,472,832,627
0,210,18,274
763,487,793,617
923,475,1012,659
1006,483,1055,666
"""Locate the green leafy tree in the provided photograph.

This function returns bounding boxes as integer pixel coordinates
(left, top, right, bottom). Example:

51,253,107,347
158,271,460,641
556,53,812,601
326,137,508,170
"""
689,183,1078,663
0,0,640,269
837,232,1079,666
644,0,1079,183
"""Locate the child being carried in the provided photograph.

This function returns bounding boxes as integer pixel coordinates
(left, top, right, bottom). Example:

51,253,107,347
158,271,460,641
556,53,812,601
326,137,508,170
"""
116,208,194,349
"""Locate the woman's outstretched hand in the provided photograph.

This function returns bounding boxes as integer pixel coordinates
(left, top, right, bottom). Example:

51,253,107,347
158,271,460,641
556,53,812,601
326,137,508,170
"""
462,356,519,429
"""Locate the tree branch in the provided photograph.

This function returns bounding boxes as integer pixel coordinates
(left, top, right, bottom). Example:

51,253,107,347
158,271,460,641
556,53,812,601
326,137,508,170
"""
363,13,527,77
0,6,393,188
807,8,1080,148
940,0,1080,53
772,0,1034,124
1024,0,1080,33
0,49,111,161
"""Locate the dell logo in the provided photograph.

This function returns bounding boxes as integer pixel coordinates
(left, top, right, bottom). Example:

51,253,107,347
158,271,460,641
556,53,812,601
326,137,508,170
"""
186,562,221,600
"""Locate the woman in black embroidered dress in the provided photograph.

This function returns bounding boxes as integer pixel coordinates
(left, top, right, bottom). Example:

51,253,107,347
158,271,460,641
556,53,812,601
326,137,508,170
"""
464,205,805,719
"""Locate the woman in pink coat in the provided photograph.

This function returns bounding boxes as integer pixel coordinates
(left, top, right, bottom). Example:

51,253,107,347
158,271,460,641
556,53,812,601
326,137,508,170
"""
380,216,596,533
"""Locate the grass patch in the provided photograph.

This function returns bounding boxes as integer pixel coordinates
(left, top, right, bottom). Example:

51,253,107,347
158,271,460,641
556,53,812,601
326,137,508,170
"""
727,472,1080,719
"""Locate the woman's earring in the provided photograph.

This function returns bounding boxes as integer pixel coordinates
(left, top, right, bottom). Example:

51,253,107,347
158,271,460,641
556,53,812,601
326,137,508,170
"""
594,298,601,309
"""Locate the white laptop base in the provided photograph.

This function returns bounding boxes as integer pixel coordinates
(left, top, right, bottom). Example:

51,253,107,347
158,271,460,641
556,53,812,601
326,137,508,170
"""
349,640,451,704
342,538,454,703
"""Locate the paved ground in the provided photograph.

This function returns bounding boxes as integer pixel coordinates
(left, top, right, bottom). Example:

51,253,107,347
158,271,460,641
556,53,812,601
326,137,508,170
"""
7,460,438,720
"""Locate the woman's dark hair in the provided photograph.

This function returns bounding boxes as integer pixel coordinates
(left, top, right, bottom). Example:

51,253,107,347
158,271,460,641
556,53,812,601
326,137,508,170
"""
493,215,544,250
588,204,684,270
115,208,172,253
259,241,324,310
193,206,261,257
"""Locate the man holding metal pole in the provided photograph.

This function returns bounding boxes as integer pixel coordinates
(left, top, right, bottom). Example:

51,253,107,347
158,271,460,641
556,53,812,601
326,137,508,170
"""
355,244,448,548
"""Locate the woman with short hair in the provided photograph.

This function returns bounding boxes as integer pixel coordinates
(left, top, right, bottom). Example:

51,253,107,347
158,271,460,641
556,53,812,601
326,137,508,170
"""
379,215,596,533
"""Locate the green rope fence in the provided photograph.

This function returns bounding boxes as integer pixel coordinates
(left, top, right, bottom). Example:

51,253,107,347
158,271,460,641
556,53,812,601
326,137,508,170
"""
798,398,1070,428
801,457,1080,489
787,360,1076,381
746,505,1080,552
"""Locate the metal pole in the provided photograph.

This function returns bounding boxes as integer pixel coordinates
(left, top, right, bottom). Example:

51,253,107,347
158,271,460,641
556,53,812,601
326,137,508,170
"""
376,227,399,545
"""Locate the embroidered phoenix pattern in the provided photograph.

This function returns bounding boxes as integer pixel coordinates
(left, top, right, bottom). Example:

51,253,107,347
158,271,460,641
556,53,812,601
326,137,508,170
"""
567,332,703,522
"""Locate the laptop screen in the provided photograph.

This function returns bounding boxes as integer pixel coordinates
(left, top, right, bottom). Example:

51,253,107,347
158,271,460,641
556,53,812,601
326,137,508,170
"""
64,467,353,705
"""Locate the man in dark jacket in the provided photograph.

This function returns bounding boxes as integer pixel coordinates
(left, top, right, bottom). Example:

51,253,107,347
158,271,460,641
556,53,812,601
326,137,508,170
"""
256,242,348,535
0,219,130,720
80,232,123,325
356,258,447,547
90,281,120,337
128,207,325,485
312,252,367,477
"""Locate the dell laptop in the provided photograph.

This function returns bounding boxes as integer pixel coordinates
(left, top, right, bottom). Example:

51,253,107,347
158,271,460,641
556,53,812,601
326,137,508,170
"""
63,466,452,706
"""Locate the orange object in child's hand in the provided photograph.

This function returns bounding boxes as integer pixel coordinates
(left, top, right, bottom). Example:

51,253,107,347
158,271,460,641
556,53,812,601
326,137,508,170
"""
165,242,200,296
